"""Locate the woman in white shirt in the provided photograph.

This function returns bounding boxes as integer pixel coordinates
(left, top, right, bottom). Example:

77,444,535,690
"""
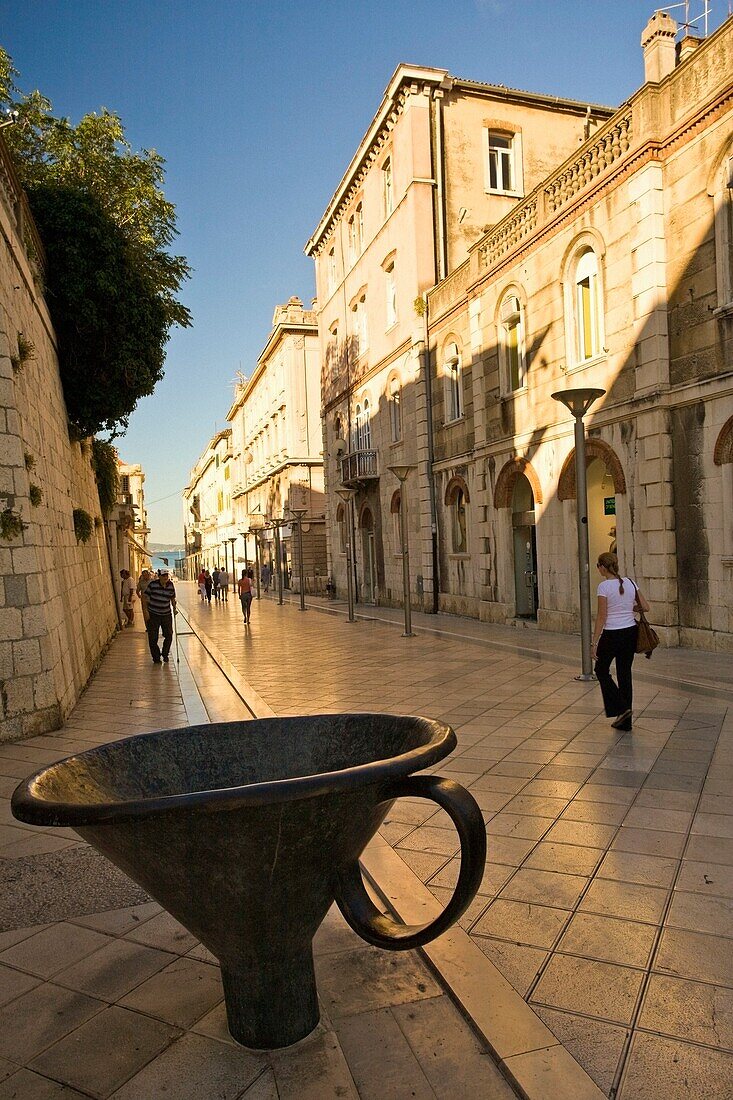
591,552,650,732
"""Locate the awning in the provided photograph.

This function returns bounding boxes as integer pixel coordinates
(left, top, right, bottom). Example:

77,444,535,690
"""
126,533,150,560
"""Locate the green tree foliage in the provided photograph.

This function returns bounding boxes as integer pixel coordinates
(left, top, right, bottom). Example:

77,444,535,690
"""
91,438,120,516
0,47,191,436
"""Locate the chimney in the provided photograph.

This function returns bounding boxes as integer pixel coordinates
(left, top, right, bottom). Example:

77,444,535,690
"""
677,34,703,65
641,11,678,83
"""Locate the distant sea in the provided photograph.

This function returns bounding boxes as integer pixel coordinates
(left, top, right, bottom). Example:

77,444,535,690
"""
150,551,184,574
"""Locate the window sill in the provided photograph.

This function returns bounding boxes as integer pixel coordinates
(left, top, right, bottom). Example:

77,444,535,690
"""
442,416,466,428
449,552,471,561
389,438,403,448
499,386,527,400
567,353,608,374
385,321,399,334
713,302,733,319
722,556,733,568
485,188,523,199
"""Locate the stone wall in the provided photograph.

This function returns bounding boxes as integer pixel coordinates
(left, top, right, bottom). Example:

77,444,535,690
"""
0,147,118,742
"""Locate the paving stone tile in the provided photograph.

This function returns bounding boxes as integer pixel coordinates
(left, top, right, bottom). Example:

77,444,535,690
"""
110,1032,264,1099
269,1026,359,1099
393,848,448,882
118,956,223,1028
485,813,554,839
525,841,604,876
312,906,364,956
0,833,79,859
0,1069,89,1098
124,910,198,954
54,937,173,1001
329,1006,435,1100
574,783,638,806
314,945,441,1019
474,937,547,997
0,1059,14,1086
597,850,679,888
520,779,583,800
623,806,694,833
427,886,490,930
635,788,699,811
558,912,657,968
499,867,588,909
0,922,112,980
666,890,733,937
489,761,542,778
378,820,416,845
0,981,104,1063
535,1006,627,1096
560,800,627,825
0,923,48,953
617,1032,733,1100
0,962,40,1007
503,794,570,817
382,801,435,826
639,974,733,1050
428,856,512,897
69,902,162,937
676,859,733,898
396,825,461,857
469,773,526,794
579,879,668,923
29,1004,180,1098
611,827,687,858
483,833,537,865
472,898,570,949
531,953,643,1025
544,819,617,848
241,1067,278,1098
654,928,733,987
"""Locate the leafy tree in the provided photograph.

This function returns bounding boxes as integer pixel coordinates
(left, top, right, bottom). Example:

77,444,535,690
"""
0,47,191,435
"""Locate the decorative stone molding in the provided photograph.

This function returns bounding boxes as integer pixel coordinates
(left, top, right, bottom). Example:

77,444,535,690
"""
544,114,632,214
445,474,470,505
714,414,733,465
479,200,537,267
493,457,543,509
557,439,627,501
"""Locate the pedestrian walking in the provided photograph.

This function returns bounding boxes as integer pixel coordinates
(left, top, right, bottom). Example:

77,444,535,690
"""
592,552,650,733
219,568,229,602
261,562,271,594
204,570,213,602
238,568,253,624
197,569,207,600
136,568,152,626
212,567,221,601
119,570,136,627
145,569,177,664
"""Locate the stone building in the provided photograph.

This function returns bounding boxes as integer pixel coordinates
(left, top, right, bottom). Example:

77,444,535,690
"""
105,460,149,585
0,137,118,741
182,428,235,578
426,13,733,649
227,297,326,593
305,64,613,608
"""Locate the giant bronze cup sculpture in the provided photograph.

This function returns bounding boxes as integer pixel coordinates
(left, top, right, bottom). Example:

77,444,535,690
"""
13,714,485,1049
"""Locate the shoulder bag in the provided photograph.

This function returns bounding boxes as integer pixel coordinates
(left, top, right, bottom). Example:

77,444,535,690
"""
631,581,659,659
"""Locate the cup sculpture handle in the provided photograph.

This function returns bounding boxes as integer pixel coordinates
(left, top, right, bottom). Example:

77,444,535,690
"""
334,775,486,949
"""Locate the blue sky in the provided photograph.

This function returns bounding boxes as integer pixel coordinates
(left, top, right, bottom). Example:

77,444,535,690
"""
2,0,725,542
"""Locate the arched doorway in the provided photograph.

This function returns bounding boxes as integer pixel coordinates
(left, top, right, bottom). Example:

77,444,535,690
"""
511,475,538,618
587,458,618,567
359,506,377,603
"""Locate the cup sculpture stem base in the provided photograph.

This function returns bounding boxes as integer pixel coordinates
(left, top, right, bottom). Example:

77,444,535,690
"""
221,947,319,1049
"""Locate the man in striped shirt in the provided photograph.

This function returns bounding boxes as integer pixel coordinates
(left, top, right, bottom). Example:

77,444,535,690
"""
145,570,177,664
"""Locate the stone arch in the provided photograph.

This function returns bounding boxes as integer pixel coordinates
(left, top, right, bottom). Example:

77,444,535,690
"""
714,414,733,466
557,438,627,501
445,475,470,505
390,489,401,513
358,503,374,529
493,457,543,509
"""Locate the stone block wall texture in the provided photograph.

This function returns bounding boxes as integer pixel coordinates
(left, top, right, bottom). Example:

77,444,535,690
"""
0,172,118,743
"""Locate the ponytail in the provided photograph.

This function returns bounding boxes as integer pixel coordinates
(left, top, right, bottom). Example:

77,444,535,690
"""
597,552,624,594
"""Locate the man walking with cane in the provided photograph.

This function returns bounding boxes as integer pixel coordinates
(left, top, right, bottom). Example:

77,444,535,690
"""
145,569,177,664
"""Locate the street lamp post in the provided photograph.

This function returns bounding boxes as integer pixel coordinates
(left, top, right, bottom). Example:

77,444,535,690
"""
228,537,237,579
272,521,284,606
289,508,308,612
387,465,417,638
335,487,357,623
551,387,606,680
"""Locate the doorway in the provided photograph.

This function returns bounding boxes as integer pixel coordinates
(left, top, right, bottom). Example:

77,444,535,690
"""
511,474,538,619
360,507,377,603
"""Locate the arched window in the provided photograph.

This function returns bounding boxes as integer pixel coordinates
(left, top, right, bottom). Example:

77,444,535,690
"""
445,477,469,553
574,249,602,363
390,489,402,552
362,397,372,449
443,341,463,423
336,503,346,553
353,403,362,450
498,292,526,392
385,260,397,327
388,375,402,441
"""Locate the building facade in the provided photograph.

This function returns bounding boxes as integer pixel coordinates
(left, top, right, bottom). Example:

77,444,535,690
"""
426,13,733,649
182,429,235,578
305,64,613,609
228,297,326,592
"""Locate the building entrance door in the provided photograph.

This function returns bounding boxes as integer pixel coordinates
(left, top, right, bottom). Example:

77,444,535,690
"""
360,508,377,603
511,474,538,619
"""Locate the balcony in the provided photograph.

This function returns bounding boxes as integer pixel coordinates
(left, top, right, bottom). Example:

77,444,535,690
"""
340,449,379,486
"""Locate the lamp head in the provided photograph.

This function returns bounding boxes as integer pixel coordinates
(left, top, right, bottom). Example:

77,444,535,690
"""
551,387,606,418
387,463,416,483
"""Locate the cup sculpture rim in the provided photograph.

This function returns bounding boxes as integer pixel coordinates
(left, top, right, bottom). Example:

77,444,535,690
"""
11,712,456,828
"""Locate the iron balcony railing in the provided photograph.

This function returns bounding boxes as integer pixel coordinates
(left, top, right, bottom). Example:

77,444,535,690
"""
340,449,379,485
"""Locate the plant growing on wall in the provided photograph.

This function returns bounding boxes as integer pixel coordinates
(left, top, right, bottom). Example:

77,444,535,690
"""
9,333,36,374
0,48,191,436
0,507,26,540
24,451,35,471
29,483,42,506
91,439,119,516
72,507,93,543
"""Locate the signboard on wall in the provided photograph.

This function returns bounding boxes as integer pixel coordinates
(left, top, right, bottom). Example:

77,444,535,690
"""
604,497,616,516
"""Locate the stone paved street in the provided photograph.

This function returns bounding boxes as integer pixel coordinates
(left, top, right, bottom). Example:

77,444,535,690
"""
0,616,517,1100
176,584,733,1100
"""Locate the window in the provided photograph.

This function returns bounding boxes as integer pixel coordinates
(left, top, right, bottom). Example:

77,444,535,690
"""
487,131,515,193
362,397,372,449
388,375,402,442
499,294,526,392
574,249,602,362
224,465,231,481
352,293,368,356
443,342,463,422
385,260,397,328
452,489,467,553
356,202,364,249
391,490,403,553
327,247,336,294
710,147,733,310
217,490,224,512
347,215,356,263
382,157,393,217
348,203,363,262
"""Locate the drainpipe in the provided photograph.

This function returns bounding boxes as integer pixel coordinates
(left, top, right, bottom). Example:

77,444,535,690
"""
421,293,440,614
432,89,448,282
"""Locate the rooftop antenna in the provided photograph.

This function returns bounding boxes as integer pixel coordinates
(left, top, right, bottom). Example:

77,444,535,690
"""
655,0,712,36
